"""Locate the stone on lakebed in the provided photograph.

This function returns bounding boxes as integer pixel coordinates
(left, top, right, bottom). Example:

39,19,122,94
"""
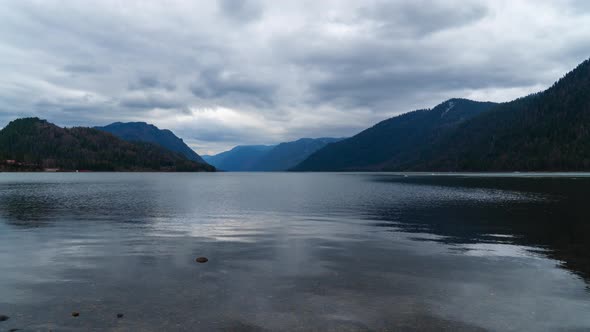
195,257,208,263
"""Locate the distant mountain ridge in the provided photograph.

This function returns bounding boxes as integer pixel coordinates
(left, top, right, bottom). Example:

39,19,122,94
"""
203,145,275,171
0,118,214,172
250,137,344,171
203,137,344,171
293,99,497,171
95,122,206,163
294,58,590,172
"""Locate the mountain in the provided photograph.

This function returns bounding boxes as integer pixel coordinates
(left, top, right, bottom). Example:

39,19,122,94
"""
411,58,590,171
250,137,344,171
0,118,215,172
203,137,344,171
203,145,275,171
95,122,206,163
293,99,497,171
295,58,590,172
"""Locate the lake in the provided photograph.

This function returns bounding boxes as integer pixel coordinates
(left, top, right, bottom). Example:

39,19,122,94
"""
0,173,589,331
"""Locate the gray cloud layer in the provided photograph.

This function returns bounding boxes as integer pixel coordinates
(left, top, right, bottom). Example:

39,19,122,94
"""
0,0,589,153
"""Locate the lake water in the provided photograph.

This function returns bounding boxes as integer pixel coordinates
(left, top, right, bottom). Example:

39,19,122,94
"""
0,173,589,331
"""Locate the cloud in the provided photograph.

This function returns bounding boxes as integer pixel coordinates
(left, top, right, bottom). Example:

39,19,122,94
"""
119,92,182,109
359,0,489,37
218,0,264,22
62,64,111,74
190,68,277,107
128,75,176,91
0,0,589,153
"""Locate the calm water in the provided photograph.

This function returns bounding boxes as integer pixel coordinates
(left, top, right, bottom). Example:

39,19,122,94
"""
0,173,589,331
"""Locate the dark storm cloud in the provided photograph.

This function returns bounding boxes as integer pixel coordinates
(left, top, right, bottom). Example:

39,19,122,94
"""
0,0,589,153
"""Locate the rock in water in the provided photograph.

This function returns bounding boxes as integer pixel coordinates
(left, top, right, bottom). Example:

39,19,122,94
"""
0,314,9,321
72,312,80,317
196,257,208,263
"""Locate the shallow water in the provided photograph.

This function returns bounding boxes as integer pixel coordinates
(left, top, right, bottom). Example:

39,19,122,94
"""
0,173,589,331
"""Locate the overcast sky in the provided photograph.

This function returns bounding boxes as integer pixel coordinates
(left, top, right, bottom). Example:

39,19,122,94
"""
1,0,589,154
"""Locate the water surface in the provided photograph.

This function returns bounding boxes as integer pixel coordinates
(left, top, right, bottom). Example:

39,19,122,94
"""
0,173,589,331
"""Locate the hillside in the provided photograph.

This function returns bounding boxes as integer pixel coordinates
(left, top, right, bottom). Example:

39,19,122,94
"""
0,118,215,172
95,122,207,163
203,137,344,171
293,99,497,171
250,137,344,171
411,58,590,171
203,145,275,171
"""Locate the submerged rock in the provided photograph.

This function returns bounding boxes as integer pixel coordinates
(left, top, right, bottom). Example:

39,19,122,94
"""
0,315,9,321
196,257,208,263
72,312,80,317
